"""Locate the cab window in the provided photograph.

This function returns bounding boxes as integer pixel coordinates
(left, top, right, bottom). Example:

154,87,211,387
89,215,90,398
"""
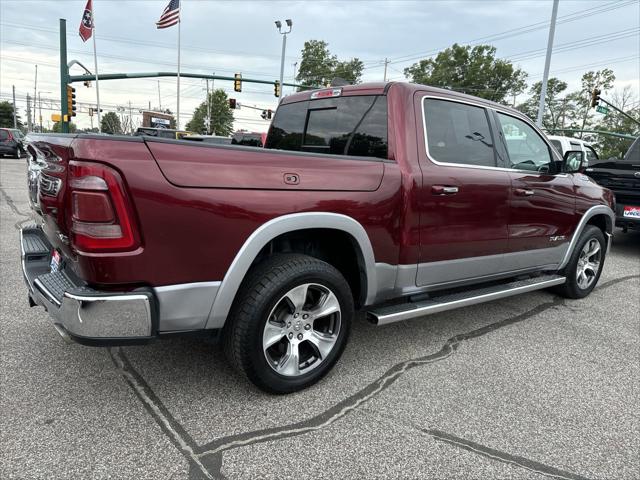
266,95,388,159
496,113,552,172
423,99,496,167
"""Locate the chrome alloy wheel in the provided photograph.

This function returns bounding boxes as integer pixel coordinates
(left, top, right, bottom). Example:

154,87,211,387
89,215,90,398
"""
263,283,342,377
576,238,601,290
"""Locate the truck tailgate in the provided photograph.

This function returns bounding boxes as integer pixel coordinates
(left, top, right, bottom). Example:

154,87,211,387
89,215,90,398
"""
146,140,384,191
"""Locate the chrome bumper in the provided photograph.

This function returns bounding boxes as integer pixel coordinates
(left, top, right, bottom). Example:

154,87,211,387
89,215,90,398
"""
21,226,155,345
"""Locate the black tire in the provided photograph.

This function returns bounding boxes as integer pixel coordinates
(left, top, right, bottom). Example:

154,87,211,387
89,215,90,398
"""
554,225,606,299
223,253,354,394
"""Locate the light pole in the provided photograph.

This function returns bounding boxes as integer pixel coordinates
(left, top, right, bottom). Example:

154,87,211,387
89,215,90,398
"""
275,19,292,98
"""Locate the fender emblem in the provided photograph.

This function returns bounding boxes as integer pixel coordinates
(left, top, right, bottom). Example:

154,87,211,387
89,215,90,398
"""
549,235,565,242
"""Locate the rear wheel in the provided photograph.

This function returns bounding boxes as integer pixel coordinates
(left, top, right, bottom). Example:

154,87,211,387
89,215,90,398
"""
223,254,353,394
555,225,606,299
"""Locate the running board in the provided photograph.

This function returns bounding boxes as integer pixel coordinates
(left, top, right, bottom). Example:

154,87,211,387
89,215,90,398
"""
367,274,566,326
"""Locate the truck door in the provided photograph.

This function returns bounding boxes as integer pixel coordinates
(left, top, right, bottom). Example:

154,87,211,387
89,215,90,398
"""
414,96,511,287
492,111,576,267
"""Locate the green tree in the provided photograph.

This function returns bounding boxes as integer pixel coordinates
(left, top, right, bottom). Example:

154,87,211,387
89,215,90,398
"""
516,78,569,129
52,121,77,133
296,40,364,89
404,43,527,104
569,69,616,139
593,86,639,159
101,111,123,134
0,101,22,128
185,89,234,135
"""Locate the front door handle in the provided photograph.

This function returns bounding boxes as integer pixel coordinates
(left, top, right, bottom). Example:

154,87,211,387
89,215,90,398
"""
432,185,459,195
514,188,534,196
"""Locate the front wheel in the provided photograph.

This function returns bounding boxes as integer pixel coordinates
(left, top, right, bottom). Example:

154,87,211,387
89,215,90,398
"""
223,254,354,394
555,225,606,299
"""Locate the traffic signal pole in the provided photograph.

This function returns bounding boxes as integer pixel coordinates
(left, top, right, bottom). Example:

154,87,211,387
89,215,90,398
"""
59,19,69,133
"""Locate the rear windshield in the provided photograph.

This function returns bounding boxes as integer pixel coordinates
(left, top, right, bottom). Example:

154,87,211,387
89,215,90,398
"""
265,95,388,160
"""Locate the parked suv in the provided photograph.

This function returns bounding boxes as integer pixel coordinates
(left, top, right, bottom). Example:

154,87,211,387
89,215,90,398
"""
0,128,25,158
20,82,614,393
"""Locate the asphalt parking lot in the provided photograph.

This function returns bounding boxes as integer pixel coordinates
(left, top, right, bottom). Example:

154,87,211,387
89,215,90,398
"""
1,157,639,480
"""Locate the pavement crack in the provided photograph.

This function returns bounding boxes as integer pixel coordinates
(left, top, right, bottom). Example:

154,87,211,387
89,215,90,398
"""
0,184,30,218
196,274,639,460
196,296,565,457
423,428,593,480
108,347,220,480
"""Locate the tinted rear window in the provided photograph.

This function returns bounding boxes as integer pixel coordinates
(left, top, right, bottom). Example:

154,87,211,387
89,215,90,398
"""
265,95,388,159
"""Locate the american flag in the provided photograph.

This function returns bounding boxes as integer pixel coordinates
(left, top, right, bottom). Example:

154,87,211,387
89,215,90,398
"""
156,0,180,29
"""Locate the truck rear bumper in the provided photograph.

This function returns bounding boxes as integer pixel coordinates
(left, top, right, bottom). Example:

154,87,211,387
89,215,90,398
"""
21,226,156,346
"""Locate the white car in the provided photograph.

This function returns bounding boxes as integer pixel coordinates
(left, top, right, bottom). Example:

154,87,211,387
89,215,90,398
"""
546,135,599,165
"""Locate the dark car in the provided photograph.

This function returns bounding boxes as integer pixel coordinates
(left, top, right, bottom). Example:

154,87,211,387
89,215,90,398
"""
134,127,194,139
585,137,640,231
182,134,232,145
0,128,25,158
231,131,266,147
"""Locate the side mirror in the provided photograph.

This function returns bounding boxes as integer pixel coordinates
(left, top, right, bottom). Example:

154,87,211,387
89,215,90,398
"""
563,150,585,173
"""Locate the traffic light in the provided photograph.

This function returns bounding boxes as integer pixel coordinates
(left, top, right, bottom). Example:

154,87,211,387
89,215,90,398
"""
261,110,267,120
267,109,272,119
229,98,237,109
274,80,281,98
66,85,77,117
234,73,242,93
590,88,601,108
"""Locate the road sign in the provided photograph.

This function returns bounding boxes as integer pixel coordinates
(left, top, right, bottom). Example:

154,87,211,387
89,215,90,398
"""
596,105,609,115
51,114,61,122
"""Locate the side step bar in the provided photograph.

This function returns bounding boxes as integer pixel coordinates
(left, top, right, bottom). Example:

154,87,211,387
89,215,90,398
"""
367,274,566,326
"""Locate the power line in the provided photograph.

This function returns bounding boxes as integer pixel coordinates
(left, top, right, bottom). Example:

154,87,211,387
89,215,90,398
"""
0,21,299,63
372,0,637,67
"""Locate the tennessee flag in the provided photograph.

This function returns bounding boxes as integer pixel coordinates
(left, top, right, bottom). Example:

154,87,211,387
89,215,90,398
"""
79,0,94,42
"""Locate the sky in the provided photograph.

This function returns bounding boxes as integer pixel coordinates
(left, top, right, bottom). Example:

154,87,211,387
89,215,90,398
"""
1,0,638,133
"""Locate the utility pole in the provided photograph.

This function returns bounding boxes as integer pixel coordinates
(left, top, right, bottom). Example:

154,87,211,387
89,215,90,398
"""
157,80,162,110
537,0,559,127
33,65,38,131
383,58,389,82
128,100,133,134
12,85,17,128
26,94,32,131
292,61,298,93
205,79,211,135
39,92,43,131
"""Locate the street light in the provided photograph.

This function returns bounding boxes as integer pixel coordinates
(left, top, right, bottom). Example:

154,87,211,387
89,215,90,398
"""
275,19,292,98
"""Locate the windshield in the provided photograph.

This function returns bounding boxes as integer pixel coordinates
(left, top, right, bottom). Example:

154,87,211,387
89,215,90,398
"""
10,129,24,140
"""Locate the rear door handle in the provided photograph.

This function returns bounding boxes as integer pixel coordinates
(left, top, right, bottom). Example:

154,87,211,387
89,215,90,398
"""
514,188,534,196
432,185,459,195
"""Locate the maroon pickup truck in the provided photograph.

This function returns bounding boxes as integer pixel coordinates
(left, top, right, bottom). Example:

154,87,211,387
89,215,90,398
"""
22,82,614,393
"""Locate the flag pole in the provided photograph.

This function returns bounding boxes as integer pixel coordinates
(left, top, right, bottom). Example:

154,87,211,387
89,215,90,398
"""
92,1,101,132
176,8,181,130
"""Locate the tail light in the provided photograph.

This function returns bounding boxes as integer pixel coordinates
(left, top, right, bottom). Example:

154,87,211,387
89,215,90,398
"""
69,160,141,253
